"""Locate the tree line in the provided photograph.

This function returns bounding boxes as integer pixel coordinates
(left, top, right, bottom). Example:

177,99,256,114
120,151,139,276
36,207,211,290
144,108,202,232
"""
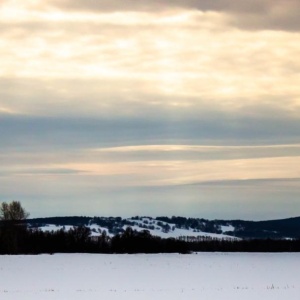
1,201,300,254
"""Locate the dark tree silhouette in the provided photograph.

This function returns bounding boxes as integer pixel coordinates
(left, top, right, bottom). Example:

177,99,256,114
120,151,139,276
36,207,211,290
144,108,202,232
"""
0,201,29,254
0,201,29,221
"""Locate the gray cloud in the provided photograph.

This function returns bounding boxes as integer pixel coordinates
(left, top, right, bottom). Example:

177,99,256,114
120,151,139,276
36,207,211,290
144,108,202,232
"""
48,0,300,31
0,168,82,177
188,177,300,187
1,111,300,153
47,0,277,14
1,75,300,194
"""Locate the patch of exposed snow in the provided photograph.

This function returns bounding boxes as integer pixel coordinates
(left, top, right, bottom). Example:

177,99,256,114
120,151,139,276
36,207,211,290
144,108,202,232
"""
38,224,74,232
123,225,237,240
221,225,235,233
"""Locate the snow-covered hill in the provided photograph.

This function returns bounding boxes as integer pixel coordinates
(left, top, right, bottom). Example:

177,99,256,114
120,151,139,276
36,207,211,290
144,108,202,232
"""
38,216,236,240
27,215,300,240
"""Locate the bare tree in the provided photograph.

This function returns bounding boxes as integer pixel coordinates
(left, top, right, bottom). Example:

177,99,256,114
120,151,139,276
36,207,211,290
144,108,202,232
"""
0,201,29,254
0,201,30,221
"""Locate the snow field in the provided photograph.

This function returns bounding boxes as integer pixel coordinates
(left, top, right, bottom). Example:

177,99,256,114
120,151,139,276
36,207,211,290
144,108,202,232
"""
0,253,299,300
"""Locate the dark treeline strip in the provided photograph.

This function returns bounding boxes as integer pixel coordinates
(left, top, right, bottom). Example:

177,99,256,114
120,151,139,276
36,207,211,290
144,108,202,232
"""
1,225,300,254
26,216,91,227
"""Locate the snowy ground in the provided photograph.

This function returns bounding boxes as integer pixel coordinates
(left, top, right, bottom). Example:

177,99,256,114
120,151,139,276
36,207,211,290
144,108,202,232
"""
0,253,299,300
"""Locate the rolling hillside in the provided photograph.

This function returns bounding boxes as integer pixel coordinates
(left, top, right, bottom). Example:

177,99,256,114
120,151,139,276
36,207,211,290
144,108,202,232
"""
26,215,300,240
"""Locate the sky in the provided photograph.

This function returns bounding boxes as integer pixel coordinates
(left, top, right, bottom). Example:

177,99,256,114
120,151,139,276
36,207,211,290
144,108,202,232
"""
1,0,300,220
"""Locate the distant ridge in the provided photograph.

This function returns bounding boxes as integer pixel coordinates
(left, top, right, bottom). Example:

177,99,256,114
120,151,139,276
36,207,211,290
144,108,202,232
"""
26,215,300,240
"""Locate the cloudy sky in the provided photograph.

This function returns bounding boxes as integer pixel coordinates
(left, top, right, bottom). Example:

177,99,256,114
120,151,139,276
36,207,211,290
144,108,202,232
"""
1,0,300,220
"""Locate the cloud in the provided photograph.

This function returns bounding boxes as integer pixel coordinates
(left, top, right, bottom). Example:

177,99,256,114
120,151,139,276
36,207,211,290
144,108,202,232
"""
45,0,291,15
228,1,300,31
45,0,300,31
90,144,300,163
1,134,300,186
0,167,82,177
0,106,18,115
0,0,300,219
1,1,299,122
1,112,300,155
1,150,300,219
1,18,299,118
188,177,300,187
1,103,300,159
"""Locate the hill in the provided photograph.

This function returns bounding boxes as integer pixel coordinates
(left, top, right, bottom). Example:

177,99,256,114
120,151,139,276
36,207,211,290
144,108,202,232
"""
25,215,300,240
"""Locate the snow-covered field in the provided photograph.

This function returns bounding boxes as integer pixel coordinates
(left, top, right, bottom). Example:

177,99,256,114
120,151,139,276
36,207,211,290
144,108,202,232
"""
0,253,299,300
